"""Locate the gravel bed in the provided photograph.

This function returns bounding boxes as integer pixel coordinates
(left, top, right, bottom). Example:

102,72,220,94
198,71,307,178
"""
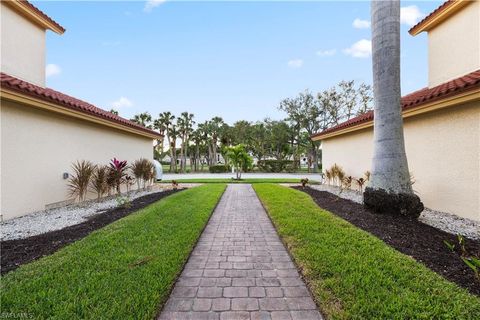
1,188,161,241
309,184,479,240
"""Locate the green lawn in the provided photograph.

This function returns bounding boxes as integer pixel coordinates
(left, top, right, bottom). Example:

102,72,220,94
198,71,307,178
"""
162,178,319,184
1,184,226,320
253,184,480,319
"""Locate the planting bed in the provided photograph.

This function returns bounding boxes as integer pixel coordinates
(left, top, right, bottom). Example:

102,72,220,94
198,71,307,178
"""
294,186,480,295
1,189,183,274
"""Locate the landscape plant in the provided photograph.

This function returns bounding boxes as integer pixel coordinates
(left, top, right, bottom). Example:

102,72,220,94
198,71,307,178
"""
90,165,109,200
254,184,480,319
68,160,95,202
108,158,128,195
445,235,480,283
226,144,253,180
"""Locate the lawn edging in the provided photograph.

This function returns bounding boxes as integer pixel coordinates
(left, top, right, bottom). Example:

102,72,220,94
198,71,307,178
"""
253,184,480,319
1,184,226,319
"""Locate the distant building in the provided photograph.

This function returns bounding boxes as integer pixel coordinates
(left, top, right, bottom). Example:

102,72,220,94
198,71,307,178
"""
1,1,162,220
312,0,479,221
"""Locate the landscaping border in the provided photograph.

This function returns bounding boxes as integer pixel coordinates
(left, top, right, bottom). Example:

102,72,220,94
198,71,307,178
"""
294,186,480,296
1,189,183,274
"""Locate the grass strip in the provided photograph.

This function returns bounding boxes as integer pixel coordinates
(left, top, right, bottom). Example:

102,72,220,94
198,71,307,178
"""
1,184,226,320
253,184,480,319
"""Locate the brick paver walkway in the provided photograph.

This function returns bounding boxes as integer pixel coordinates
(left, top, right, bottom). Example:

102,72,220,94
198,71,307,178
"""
158,184,322,320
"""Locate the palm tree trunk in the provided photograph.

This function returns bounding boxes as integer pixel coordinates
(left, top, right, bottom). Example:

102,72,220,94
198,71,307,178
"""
364,0,423,217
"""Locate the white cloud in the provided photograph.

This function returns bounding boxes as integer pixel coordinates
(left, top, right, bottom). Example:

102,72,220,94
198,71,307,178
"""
45,64,61,78
316,49,336,57
343,39,372,58
401,5,424,26
111,97,133,109
287,59,303,68
353,18,371,29
144,0,166,12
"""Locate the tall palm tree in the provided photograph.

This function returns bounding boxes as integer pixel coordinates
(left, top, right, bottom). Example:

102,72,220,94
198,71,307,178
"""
130,112,152,128
155,112,175,172
178,112,195,172
364,0,423,217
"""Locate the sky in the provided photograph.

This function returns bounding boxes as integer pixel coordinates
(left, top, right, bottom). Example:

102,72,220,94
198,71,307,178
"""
38,0,443,125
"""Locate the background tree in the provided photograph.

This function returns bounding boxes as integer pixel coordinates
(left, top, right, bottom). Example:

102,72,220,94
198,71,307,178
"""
130,112,153,128
226,144,253,180
109,109,119,115
364,0,423,217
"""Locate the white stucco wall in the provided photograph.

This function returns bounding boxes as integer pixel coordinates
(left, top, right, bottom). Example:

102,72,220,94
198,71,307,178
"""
428,0,480,87
0,101,154,220
0,3,46,87
321,101,480,221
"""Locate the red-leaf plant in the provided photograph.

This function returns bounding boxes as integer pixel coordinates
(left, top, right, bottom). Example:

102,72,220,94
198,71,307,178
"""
109,158,128,195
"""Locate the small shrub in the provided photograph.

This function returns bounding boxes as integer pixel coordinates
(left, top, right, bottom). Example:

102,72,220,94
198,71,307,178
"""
116,195,131,209
356,177,366,192
364,170,371,181
131,158,156,189
257,160,294,173
68,160,95,202
300,178,309,188
343,176,353,190
209,165,230,173
90,165,109,200
444,235,480,283
109,158,128,195
172,180,179,190
325,169,332,185
125,175,135,192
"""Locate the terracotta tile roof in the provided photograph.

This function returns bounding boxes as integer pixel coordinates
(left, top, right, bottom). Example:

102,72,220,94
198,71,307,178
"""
1,73,161,138
312,69,480,139
22,0,65,33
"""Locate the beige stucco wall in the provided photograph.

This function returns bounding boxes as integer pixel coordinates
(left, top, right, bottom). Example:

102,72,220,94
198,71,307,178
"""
321,101,480,221
0,3,46,87
0,101,154,220
428,0,480,87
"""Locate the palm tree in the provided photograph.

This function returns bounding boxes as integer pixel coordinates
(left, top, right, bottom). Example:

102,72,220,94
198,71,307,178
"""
177,112,195,172
168,124,178,172
130,112,152,128
155,112,175,172
364,0,423,217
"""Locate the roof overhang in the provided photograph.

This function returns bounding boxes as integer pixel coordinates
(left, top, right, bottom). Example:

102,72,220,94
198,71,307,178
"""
1,88,162,140
312,88,480,141
409,0,471,36
4,0,65,34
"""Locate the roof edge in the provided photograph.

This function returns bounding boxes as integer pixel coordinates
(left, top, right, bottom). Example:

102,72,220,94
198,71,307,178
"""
409,0,470,36
4,0,65,34
1,88,162,140
312,87,480,141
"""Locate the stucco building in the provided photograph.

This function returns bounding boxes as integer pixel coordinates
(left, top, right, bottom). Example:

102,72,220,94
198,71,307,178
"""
312,0,480,221
1,1,162,220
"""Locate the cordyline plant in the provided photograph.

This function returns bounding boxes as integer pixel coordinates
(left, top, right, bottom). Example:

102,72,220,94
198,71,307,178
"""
445,235,480,283
109,158,128,195
68,160,95,202
90,165,109,200
131,158,156,189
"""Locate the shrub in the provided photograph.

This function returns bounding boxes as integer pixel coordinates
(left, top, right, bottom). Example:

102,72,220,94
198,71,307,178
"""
356,177,366,192
300,178,309,188
68,160,95,202
131,158,156,189
257,160,294,173
109,158,128,195
209,165,230,173
90,165,109,200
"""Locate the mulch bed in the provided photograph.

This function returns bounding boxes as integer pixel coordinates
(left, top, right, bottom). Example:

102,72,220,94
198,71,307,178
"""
293,186,480,296
1,189,183,275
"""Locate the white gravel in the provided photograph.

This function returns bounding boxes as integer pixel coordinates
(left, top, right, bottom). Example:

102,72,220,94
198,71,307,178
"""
1,188,163,241
309,184,480,240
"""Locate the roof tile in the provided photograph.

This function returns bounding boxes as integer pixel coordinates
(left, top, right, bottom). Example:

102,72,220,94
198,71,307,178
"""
313,69,480,138
1,73,161,138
